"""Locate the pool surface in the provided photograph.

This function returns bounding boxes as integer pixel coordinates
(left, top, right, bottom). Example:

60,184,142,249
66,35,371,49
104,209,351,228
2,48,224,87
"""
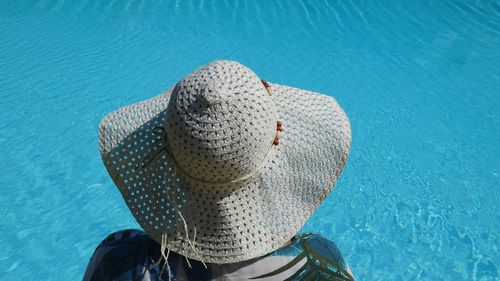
1,0,499,280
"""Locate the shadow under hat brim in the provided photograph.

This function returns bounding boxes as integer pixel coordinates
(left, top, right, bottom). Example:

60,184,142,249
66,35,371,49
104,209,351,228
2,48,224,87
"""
98,82,351,264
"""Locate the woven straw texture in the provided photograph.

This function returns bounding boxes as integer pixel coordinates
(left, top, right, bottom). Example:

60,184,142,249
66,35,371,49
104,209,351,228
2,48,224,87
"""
98,60,351,264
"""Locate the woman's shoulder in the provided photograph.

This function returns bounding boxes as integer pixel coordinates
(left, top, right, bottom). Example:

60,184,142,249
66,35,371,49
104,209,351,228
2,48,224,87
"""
82,229,164,281
254,233,355,280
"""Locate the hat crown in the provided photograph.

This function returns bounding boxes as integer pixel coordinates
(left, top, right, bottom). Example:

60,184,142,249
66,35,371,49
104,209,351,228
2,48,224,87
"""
164,60,277,183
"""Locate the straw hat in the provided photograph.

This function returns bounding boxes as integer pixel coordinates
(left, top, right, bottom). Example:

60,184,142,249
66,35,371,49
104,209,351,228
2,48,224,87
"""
98,60,351,264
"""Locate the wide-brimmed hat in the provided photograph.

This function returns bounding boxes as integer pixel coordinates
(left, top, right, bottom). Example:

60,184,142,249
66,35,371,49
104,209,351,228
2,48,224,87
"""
98,60,351,264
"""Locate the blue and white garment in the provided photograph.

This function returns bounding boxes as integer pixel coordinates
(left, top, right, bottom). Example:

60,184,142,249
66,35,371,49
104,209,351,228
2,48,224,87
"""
83,229,355,281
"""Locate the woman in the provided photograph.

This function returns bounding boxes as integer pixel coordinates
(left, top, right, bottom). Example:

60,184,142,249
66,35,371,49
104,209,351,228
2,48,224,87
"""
84,60,354,280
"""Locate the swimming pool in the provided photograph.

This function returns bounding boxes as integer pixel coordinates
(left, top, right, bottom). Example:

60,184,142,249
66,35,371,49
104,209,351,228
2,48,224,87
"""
1,0,498,280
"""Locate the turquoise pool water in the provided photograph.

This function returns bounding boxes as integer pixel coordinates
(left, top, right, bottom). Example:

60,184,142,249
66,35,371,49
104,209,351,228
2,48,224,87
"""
1,0,499,280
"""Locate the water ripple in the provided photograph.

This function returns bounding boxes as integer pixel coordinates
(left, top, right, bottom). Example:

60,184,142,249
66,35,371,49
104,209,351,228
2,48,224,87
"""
0,0,499,280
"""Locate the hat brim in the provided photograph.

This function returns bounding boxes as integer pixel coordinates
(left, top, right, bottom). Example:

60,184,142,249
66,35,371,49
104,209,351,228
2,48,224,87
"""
98,82,351,263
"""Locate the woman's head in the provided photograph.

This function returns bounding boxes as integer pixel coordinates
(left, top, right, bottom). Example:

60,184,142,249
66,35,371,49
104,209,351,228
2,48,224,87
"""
98,60,351,263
